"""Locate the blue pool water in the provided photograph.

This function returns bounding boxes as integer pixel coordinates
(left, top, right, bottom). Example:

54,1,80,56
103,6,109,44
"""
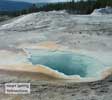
28,50,105,78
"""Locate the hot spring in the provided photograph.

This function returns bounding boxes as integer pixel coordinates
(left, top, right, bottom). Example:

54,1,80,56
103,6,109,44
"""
27,49,107,79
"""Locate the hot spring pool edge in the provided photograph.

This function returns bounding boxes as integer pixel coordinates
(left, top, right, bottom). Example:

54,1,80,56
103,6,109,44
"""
23,48,112,82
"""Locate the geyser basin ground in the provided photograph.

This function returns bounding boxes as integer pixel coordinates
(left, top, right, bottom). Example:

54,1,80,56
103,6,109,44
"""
27,49,108,80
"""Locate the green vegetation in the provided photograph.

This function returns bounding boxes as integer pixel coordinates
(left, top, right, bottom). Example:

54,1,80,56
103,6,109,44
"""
0,0,112,17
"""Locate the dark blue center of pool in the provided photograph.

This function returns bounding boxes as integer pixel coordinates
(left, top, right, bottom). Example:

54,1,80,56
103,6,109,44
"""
28,50,104,77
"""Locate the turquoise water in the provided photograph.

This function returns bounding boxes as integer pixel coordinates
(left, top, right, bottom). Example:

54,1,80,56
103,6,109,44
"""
28,50,105,78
